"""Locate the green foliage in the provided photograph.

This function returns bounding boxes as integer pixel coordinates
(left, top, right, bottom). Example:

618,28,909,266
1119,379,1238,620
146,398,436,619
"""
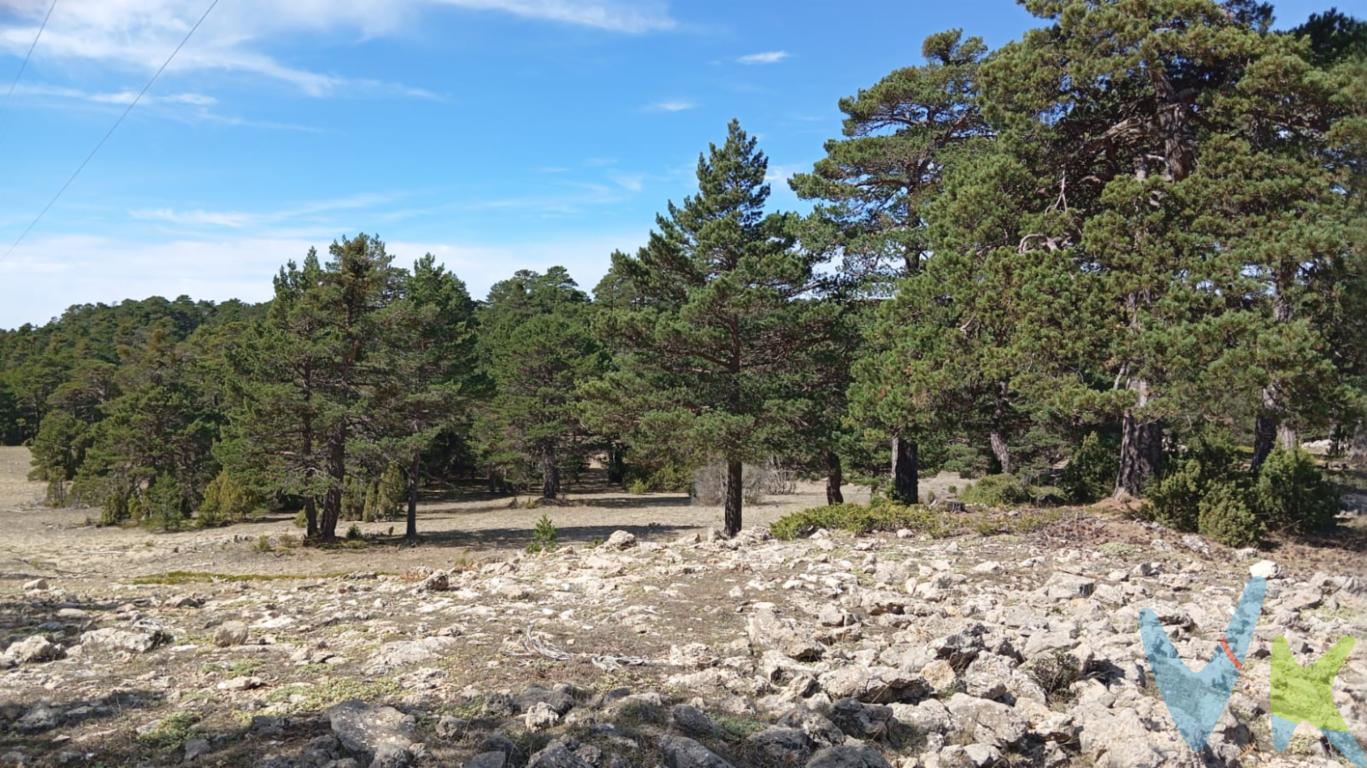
590,120,818,534
622,461,693,494
1146,437,1243,532
1254,448,1340,534
527,514,558,553
1198,482,1264,548
474,268,602,501
1060,432,1119,504
144,475,190,532
198,471,257,527
137,710,202,750
346,523,363,541
363,463,406,522
769,502,948,540
961,474,1032,507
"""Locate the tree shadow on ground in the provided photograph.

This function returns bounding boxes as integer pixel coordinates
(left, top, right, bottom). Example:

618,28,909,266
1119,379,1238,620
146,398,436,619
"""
389,522,697,551
0,594,124,638
0,689,167,759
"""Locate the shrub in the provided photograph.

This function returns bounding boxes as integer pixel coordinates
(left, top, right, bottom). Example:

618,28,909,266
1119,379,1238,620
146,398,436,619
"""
342,476,367,522
1146,435,1241,532
366,463,407,522
1146,459,1203,532
622,461,693,493
1198,482,1264,547
961,474,1032,507
144,475,189,532
528,514,557,553
345,523,363,541
1060,432,1119,503
198,471,257,527
1253,448,1339,534
770,502,949,540
292,509,308,529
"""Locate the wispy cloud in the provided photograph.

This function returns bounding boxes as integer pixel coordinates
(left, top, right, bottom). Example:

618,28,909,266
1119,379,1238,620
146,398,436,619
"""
431,0,675,33
14,83,218,107
647,99,696,112
0,0,673,99
738,50,789,65
129,193,398,229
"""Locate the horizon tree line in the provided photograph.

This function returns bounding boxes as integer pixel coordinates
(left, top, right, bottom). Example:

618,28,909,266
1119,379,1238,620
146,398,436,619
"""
2,0,1363,541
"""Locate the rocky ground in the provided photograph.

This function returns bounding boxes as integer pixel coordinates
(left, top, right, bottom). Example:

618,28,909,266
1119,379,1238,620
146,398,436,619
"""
2,448,1366,768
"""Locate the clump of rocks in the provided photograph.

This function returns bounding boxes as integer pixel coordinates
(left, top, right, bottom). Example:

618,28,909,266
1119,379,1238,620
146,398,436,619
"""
2,523,1364,768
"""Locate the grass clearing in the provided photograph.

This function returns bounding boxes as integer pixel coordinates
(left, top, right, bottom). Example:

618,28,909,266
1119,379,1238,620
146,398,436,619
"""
132,570,305,585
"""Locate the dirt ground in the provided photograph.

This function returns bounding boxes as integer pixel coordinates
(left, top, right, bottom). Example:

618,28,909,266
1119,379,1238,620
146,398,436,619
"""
2,446,1366,767
0,447,893,587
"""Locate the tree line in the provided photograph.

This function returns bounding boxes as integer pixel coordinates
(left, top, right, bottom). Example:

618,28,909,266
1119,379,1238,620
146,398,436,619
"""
1,1,1363,543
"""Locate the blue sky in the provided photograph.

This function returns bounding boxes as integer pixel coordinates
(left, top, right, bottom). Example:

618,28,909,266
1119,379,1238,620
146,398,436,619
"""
0,0,1341,328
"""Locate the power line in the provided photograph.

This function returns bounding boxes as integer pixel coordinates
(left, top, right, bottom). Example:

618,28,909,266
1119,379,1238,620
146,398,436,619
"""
2,0,220,262
0,0,59,140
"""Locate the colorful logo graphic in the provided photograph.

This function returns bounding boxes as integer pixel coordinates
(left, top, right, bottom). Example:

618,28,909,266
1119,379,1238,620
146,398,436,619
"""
1139,569,1363,766
1271,636,1365,766
1139,575,1265,750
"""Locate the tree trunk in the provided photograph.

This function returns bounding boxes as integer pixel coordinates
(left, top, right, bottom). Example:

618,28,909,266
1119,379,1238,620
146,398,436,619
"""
1252,405,1277,473
1116,413,1162,498
1276,424,1297,452
320,434,345,541
891,436,918,504
607,444,626,485
825,450,844,505
405,451,420,540
304,497,318,540
989,431,1011,476
541,445,560,501
990,381,1011,475
724,459,743,537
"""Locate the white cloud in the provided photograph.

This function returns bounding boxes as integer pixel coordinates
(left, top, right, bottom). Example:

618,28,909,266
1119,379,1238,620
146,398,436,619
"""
0,0,674,98
14,83,218,107
609,172,645,192
737,50,789,65
431,0,674,33
129,193,399,229
0,229,647,326
648,99,696,112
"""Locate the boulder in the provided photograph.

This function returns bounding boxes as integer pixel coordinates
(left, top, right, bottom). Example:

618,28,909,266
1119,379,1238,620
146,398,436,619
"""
524,701,561,732
746,727,812,766
77,627,169,654
944,694,1026,749
747,606,823,661
670,704,718,738
364,637,459,674
213,621,249,647
828,698,893,739
2,635,63,666
328,700,417,761
1042,572,1095,600
604,530,637,549
805,745,892,768
526,738,593,768
660,736,734,768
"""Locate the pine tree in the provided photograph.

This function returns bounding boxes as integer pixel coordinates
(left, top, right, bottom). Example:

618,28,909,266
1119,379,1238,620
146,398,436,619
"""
372,255,479,538
792,30,988,502
474,268,602,500
596,120,815,535
226,235,399,541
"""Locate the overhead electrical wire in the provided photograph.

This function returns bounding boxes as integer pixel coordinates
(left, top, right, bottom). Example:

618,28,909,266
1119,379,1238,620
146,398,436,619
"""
2,0,220,262
0,0,60,141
